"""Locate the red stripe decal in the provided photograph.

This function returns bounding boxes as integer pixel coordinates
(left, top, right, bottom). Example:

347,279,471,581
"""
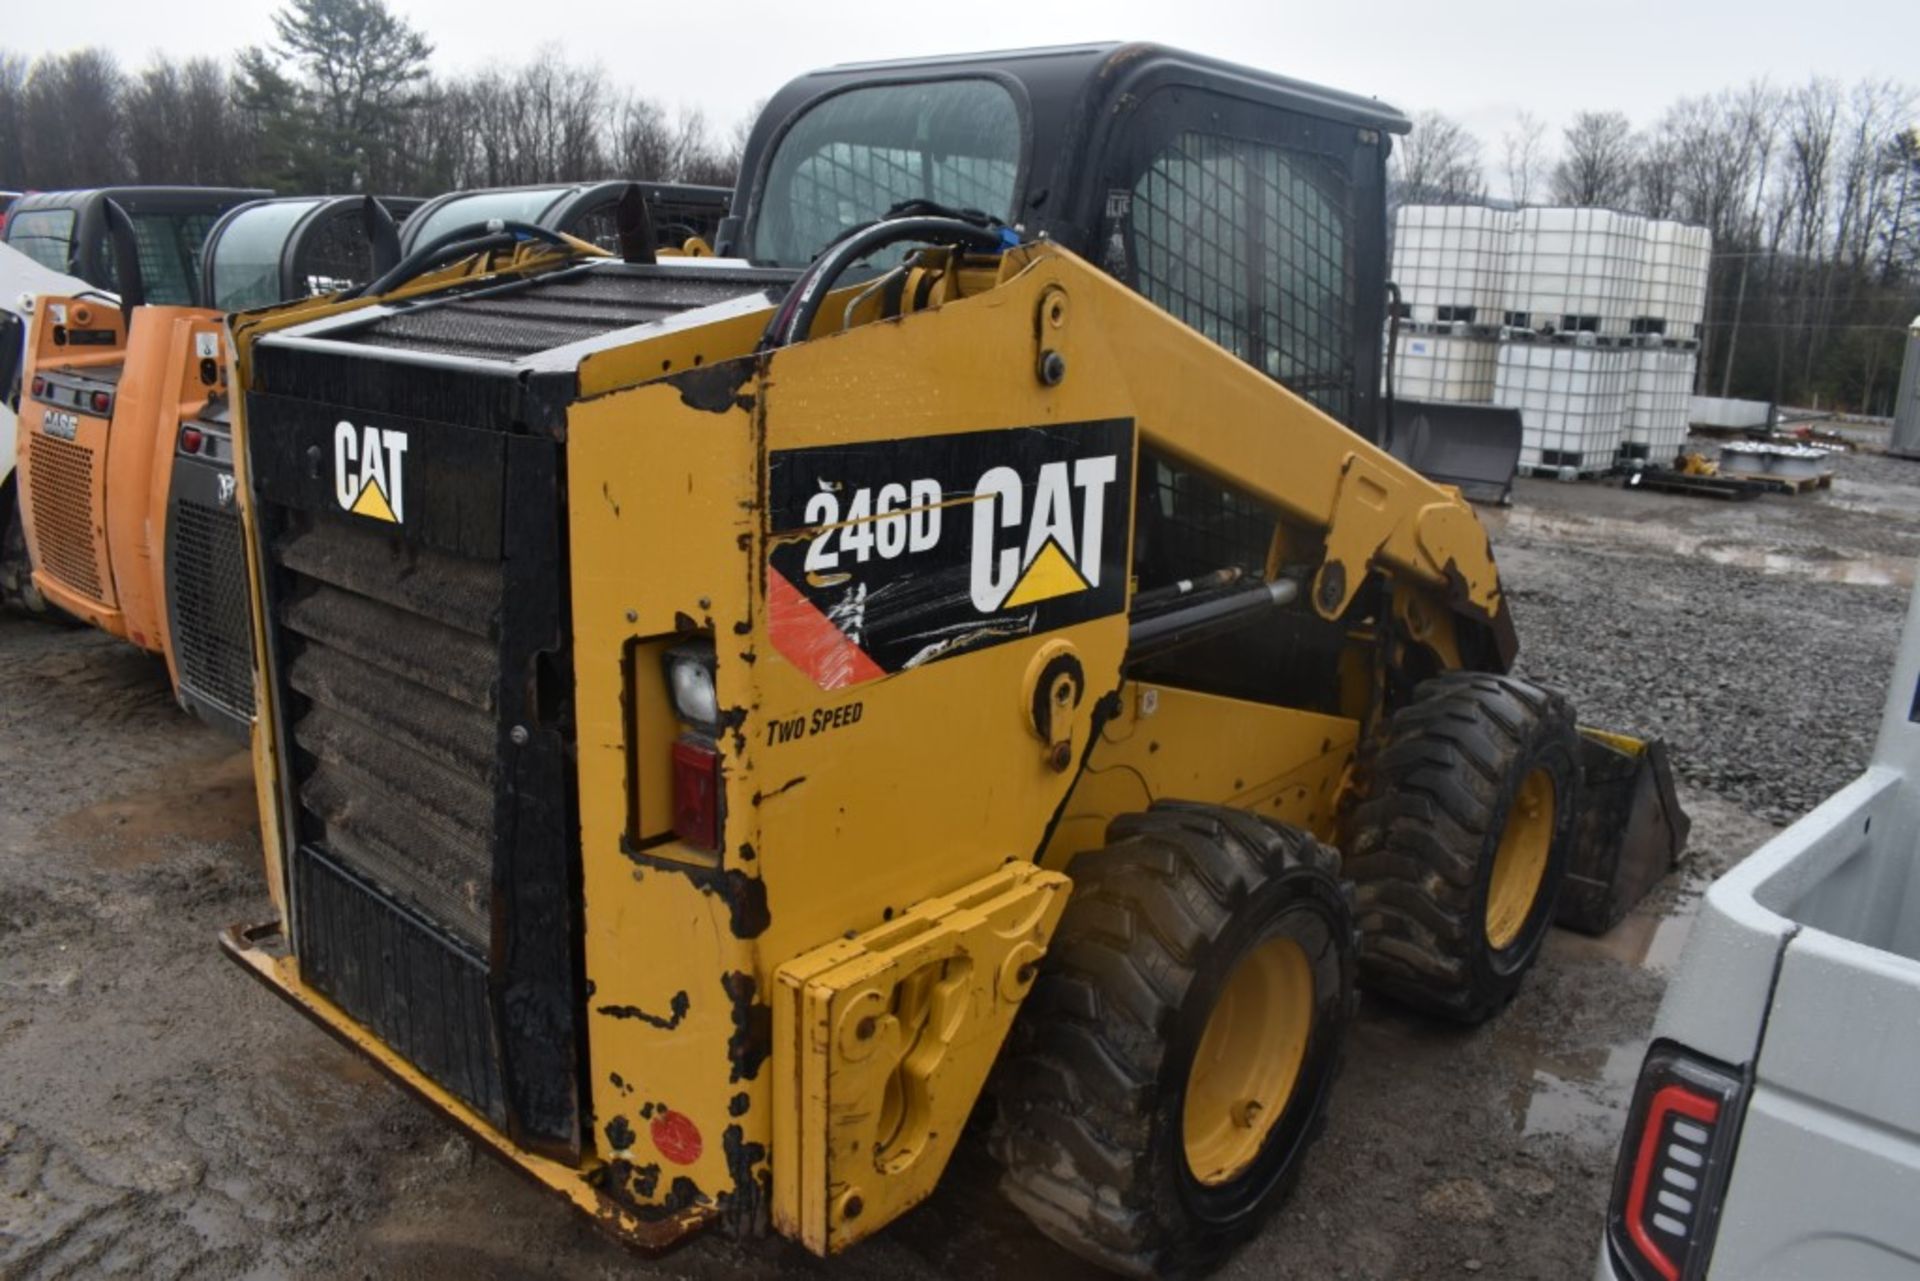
767,569,885,690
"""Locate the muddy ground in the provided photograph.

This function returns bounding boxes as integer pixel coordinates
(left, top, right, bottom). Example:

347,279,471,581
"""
3,445,1915,1280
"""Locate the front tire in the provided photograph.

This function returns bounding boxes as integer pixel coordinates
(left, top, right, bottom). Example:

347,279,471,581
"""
1347,672,1579,1023
0,495,49,614
991,803,1355,1278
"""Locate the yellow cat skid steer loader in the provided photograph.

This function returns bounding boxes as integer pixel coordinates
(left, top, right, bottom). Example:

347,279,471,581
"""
222,44,1686,1277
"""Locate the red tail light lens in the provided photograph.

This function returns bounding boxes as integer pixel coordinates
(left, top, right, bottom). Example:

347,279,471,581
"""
179,426,204,454
1607,1043,1744,1281
30,375,45,398
90,390,111,414
671,739,723,852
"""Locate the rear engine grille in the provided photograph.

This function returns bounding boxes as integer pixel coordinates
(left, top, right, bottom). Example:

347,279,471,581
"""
26,433,103,599
171,495,256,721
247,352,581,1150
350,269,767,360
276,513,501,949
293,844,504,1122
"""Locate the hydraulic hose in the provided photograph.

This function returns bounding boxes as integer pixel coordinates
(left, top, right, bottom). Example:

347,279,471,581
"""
351,218,577,300
758,215,1012,353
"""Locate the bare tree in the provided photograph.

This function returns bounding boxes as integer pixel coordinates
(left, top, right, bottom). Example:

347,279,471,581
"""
20,49,125,189
125,60,186,184
610,93,676,184
1550,111,1638,207
0,54,24,189
123,58,242,186
1393,110,1486,205
1634,131,1682,218
1882,128,1920,280
507,47,609,183
1500,110,1547,207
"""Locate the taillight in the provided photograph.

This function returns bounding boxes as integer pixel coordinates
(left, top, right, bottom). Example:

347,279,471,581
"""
180,426,204,454
30,375,45,397
671,739,723,851
90,390,111,415
1607,1042,1744,1281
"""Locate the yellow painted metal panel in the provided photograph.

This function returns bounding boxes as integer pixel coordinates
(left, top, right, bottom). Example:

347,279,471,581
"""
774,863,1069,1252
1046,683,1360,866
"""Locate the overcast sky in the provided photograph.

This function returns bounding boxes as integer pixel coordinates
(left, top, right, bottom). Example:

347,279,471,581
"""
9,0,1918,152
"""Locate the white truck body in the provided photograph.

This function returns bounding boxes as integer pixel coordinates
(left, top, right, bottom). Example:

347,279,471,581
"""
1598,566,1920,1279
0,242,105,494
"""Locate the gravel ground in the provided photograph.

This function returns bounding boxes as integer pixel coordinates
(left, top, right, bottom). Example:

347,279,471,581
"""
1497,448,1919,826
1,443,1914,1280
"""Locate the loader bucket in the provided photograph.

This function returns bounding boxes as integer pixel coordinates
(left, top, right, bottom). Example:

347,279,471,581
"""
1384,399,1522,506
1557,730,1691,935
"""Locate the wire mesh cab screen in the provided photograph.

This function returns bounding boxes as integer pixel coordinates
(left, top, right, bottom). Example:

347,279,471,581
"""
1105,89,1364,426
105,211,224,306
750,77,1024,267
298,205,382,296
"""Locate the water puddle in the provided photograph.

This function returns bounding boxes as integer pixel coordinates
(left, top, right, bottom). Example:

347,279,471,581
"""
1514,1039,1644,1142
1500,899,1709,1143
1484,506,1913,588
1551,891,1703,974
1690,545,1908,586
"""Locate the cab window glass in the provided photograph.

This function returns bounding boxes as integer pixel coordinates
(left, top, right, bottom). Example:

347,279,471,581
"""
408,188,575,249
752,79,1022,267
208,199,322,311
7,209,76,273
1127,128,1356,422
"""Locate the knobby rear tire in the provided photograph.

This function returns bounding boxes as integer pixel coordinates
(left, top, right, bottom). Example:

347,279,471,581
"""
991,802,1356,1278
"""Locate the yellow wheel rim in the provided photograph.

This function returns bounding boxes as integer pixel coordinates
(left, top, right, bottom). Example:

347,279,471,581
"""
1485,767,1555,950
1182,935,1314,1186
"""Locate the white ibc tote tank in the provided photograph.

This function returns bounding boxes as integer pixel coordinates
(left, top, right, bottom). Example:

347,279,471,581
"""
1390,205,1511,324
1895,315,1920,457
1505,208,1647,335
1494,340,1632,474
1623,348,1696,463
1387,330,1500,402
1637,221,1712,337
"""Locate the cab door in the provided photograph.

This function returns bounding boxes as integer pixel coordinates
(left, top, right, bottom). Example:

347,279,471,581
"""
1091,85,1388,433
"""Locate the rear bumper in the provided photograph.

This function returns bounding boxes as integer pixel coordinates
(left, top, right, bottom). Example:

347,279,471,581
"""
32,568,130,640
1592,1242,1625,1280
219,917,714,1252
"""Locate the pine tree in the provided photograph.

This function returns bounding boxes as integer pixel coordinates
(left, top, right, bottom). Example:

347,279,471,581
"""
268,0,432,192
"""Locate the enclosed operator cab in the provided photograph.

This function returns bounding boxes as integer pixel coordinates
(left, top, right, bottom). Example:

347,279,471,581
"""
4,187,270,304
14,194,414,740
401,181,731,257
